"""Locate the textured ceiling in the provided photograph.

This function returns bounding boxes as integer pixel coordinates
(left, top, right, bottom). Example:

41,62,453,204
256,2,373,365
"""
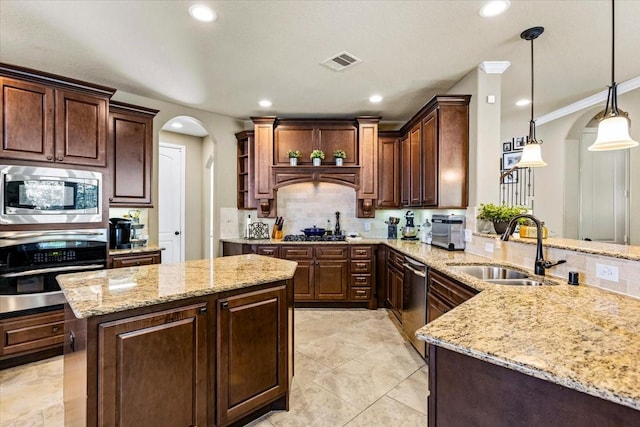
1,0,639,127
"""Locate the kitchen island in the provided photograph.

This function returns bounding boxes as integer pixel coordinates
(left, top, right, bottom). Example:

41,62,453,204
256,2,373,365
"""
58,255,297,427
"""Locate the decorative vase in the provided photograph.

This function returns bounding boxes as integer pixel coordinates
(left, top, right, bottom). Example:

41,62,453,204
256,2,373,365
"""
289,157,298,166
313,158,321,166
493,220,509,235
335,158,343,166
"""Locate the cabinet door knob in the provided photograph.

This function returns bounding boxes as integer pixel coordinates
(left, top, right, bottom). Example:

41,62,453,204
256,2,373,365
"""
69,331,76,352
175,231,180,235
57,157,63,161
108,197,114,202
46,155,53,160
199,307,207,314
221,301,229,309
52,326,59,333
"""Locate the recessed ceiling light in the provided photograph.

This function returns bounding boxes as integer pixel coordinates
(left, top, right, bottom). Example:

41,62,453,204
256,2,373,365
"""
258,99,272,107
171,122,184,129
189,5,217,22
479,1,511,18
369,95,383,103
515,99,531,107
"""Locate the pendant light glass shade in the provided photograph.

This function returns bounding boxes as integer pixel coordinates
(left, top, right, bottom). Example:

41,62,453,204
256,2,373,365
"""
591,115,639,151
517,26,546,168
516,140,547,167
588,0,637,151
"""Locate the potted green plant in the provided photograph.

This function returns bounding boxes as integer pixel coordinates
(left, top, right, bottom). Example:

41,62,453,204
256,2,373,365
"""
287,150,301,166
310,149,325,166
334,149,346,166
477,203,528,234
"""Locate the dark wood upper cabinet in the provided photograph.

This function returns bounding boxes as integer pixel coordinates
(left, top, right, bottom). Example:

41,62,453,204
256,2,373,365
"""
421,110,438,206
236,130,258,210
274,120,357,165
108,101,158,207
377,132,400,208
0,77,55,162
399,95,470,209
0,63,116,167
400,134,410,207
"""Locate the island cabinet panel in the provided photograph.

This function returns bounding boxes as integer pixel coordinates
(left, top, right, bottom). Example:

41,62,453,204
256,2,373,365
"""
108,102,157,207
429,346,640,427
0,77,55,162
97,303,208,427
217,285,288,426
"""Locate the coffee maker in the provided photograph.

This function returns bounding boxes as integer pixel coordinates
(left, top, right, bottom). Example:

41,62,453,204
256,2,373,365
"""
109,218,132,249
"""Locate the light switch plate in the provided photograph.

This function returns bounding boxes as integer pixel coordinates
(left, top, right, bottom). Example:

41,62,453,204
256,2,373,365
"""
464,229,472,242
364,221,371,231
484,242,494,253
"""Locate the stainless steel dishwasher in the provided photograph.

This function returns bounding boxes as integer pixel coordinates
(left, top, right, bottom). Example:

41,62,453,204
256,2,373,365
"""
402,257,428,358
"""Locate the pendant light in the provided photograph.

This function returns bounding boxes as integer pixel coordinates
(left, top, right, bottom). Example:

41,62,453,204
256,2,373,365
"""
589,0,638,151
515,26,547,168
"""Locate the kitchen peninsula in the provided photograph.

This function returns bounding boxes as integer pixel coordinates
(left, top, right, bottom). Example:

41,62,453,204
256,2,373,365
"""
57,255,296,427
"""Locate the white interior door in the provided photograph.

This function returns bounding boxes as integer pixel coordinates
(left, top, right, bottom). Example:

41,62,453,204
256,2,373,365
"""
579,129,629,243
159,143,185,263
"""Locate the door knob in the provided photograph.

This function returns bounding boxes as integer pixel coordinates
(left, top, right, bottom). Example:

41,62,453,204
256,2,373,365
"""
174,231,180,235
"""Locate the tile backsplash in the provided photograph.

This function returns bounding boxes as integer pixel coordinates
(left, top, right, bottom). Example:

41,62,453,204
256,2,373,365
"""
228,182,465,238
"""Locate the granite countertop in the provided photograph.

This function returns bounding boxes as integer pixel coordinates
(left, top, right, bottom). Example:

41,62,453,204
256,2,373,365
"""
57,255,297,319
474,232,640,261
380,238,640,411
109,244,164,256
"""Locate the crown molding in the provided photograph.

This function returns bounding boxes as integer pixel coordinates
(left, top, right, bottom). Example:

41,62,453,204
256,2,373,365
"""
536,75,640,125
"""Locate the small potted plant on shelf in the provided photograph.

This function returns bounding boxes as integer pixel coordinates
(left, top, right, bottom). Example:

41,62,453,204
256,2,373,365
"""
334,149,346,166
287,150,301,166
477,203,528,235
310,149,325,166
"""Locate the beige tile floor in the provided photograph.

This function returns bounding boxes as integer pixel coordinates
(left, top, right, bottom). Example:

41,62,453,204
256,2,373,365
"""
0,308,428,427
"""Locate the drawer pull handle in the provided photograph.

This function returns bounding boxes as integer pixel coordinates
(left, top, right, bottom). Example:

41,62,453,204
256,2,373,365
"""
356,277,366,282
52,326,59,333
69,331,75,352
357,263,366,268
356,290,366,295
356,250,366,255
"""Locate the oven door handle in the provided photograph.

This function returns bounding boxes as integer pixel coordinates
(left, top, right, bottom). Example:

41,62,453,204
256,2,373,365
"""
0,230,105,240
0,264,105,278
403,263,427,278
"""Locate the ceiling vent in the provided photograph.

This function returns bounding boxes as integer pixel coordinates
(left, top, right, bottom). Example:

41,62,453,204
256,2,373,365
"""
320,51,362,71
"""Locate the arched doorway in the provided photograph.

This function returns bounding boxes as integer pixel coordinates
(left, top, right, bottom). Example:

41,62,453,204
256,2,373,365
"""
159,116,211,262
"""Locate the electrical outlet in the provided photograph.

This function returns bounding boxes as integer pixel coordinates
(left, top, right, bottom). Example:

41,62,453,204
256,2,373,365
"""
464,229,472,242
484,242,494,253
364,221,371,231
596,263,619,282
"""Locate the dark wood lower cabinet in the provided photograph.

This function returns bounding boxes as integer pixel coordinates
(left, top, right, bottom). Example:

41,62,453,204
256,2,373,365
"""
64,280,292,427
0,308,64,368
98,303,208,427
429,346,640,427
217,286,288,426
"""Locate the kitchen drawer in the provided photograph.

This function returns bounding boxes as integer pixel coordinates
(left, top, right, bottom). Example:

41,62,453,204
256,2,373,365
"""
351,260,371,273
429,270,478,307
350,287,371,300
315,246,348,260
281,246,313,260
350,274,372,288
0,310,64,356
255,246,280,257
350,246,372,259
111,252,161,268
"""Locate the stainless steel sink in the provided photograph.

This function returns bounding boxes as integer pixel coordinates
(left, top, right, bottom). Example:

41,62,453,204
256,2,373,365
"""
485,278,547,286
448,265,529,280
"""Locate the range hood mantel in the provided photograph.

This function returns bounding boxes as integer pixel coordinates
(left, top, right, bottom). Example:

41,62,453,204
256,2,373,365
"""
272,165,360,189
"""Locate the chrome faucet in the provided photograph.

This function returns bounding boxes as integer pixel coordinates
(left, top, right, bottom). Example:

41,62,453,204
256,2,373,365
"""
500,214,566,276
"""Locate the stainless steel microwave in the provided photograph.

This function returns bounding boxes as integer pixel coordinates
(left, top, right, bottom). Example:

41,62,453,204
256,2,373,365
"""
0,165,102,225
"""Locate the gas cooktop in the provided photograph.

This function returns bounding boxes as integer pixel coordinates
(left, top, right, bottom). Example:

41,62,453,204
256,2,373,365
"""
283,234,347,242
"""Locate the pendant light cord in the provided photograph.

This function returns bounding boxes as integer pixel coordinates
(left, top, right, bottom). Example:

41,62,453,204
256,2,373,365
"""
610,0,619,115
529,36,536,142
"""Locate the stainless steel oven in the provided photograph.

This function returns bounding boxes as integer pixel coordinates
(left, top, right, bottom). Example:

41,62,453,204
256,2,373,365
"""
0,165,102,225
0,229,107,315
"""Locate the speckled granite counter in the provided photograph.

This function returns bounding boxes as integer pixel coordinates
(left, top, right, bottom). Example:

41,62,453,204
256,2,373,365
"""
57,255,297,319
474,232,640,261
108,244,164,256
